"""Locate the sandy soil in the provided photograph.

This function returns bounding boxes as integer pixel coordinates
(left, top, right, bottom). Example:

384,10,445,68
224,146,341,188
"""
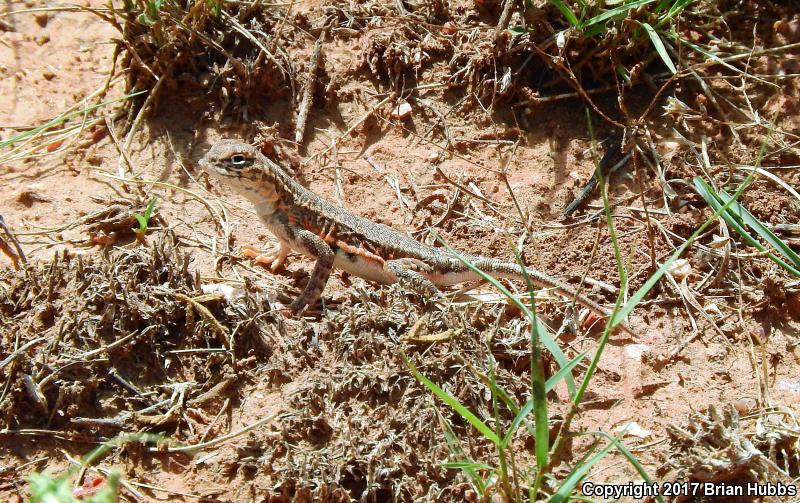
1,0,800,501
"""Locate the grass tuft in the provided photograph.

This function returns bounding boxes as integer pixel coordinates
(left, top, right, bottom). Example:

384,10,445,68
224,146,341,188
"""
132,197,158,240
694,177,800,278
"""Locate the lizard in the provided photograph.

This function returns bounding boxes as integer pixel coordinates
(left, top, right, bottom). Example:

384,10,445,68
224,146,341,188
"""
198,139,629,332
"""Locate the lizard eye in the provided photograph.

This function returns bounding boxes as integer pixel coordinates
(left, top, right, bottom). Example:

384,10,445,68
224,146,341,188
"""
230,154,250,167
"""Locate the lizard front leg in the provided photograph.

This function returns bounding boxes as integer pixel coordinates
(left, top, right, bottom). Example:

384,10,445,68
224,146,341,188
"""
289,229,335,313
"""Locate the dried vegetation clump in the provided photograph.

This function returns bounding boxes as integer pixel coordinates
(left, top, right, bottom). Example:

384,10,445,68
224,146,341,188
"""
0,233,273,431
111,0,769,120
112,0,297,119
261,288,551,499
665,405,800,486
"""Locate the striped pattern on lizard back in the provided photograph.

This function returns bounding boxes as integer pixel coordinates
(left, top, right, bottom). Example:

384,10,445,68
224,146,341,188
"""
281,181,463,272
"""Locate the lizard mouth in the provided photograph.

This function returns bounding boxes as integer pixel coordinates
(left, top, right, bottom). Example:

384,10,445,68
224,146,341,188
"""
197,157,226,177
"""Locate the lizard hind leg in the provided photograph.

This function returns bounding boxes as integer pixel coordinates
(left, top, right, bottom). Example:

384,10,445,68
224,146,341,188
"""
384,259,444,303
242,242,291,272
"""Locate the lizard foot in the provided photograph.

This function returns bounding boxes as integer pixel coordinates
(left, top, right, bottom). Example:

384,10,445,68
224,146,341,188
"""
242,243,290,272
288,297,323,317
390,257,434,273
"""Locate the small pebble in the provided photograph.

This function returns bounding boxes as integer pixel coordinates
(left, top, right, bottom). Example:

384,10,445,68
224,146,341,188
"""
668,258,692,281
390,100,412,120
33,12,49,27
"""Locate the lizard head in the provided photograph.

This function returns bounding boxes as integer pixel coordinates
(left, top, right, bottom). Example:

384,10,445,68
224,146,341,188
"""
198,139,261,180
198,140,283,203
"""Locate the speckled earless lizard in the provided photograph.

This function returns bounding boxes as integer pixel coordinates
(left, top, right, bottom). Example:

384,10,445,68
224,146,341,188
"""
199,140,629,332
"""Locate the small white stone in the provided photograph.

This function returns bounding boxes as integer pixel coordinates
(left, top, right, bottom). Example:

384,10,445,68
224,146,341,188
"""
668,258,692,281
703,303,722,318
391,100,412,120
615,421,652,439
776,378,800,393
624,344,651,361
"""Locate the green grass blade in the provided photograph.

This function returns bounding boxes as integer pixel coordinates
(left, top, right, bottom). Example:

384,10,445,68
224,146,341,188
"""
718,189,800,269
488,376,522,416
640,22,677,73
464,360,542,441
694,178,800,277
653,0,672,13
582,24,606,38
656,0,694,27
436,235,577,396
550,437,617,502
580,0,654,29
441,461,494,471
576,431,665,503
502,399,535,452
546,350,588,394
501,351,587,450
0,91,146,149
133,214,148,232
572,111,629,406
143,197,157,221
437,409,488,495
402,352,500,445
549,0,579,26
486,359,513,499
666,35,744,75
511,249,549,470
609,215,706,327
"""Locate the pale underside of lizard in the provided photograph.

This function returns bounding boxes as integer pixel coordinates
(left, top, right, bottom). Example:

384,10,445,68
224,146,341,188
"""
198,140,622,330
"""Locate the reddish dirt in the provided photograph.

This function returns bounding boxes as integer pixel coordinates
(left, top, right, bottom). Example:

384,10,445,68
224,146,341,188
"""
1,0,800,501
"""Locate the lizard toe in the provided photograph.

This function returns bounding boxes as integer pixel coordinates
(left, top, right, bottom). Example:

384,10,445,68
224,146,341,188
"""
243,243,291,271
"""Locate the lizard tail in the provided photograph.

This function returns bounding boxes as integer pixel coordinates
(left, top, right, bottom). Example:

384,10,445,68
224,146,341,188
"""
432,255,633,335
466,257,612,319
